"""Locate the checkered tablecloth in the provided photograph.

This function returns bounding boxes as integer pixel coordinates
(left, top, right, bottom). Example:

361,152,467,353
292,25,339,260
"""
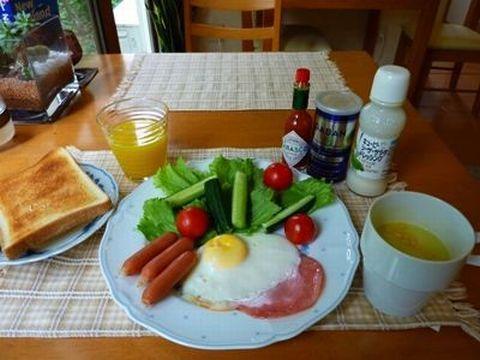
111,52,347,110
0,147,479,341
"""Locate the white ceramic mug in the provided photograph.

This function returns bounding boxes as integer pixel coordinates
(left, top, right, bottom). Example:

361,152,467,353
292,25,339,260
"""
361,191,475,317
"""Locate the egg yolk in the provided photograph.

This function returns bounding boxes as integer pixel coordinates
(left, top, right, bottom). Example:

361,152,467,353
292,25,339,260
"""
203,234,247,269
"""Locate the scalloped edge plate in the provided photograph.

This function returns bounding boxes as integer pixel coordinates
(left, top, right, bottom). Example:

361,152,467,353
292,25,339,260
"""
99,159,359,350
0,163,119,266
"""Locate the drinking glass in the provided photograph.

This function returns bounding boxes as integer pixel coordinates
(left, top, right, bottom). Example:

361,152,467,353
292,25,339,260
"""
97,98,168,181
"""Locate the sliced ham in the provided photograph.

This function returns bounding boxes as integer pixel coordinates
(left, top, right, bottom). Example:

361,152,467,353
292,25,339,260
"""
236,256,325,318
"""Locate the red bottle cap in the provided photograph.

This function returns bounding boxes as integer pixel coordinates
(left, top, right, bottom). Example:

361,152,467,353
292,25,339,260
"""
295,68,310,83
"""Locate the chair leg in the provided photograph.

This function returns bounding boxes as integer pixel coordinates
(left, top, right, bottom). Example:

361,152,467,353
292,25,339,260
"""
412,56,432,107
262,9,274,51
394,31,411,67
449,62,463,91
363,10,380,55
472,81,480,117
241,11,254,52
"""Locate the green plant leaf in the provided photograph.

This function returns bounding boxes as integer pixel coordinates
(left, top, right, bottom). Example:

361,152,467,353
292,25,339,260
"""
147,0,185,52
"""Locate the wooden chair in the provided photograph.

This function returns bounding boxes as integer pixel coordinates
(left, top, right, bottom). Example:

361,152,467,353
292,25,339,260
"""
395,0,480,115
243,10,330,52
449,0,480,88
183,0,281,52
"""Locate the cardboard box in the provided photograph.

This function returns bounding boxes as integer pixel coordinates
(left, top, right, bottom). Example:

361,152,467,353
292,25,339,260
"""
0,0,59,23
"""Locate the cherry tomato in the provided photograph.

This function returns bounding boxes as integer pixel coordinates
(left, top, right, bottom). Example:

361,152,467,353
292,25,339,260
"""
176,207,209,239
284,214,317,245
263,163,293,191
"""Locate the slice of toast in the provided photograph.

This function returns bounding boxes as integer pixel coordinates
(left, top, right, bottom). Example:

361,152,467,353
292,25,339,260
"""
0,147,112,259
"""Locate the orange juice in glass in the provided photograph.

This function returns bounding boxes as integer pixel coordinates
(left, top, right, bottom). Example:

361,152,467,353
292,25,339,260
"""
97,98,168,181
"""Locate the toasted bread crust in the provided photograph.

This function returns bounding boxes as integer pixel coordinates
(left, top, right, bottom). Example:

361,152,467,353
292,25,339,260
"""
0,147,112,259
27,200,112,251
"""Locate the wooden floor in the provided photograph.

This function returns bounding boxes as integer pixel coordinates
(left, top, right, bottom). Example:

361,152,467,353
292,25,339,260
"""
418,63,480,179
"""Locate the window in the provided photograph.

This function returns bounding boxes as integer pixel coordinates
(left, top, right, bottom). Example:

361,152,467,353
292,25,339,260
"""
58,0,153,54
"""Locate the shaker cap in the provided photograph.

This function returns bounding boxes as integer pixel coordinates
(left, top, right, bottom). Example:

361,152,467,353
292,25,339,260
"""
295,68,310,83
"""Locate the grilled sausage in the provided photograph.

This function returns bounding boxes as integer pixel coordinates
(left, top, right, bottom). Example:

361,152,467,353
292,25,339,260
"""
121,232,178,276
142,251,197,305
139,237,194,284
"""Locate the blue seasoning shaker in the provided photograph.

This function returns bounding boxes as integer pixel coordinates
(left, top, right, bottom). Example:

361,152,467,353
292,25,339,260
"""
307,91,363,182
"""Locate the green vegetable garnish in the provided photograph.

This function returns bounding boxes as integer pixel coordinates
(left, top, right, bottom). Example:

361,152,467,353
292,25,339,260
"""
281,178,335,213
209,155,256,189
262,195,315,233
153,158,208,195
174,158,207,184
246,168,281,232
165,175,217,207
231,171,248,229
137,156,335,244
184,197,207,210
205,178,233,234
137,198,177,241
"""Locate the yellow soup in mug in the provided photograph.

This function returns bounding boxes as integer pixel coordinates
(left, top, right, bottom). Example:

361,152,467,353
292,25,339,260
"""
376,222,450,261
107,119,167,180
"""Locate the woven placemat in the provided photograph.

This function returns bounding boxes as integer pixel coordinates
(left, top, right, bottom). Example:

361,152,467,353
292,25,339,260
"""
0,147,479,341
111,52,347,111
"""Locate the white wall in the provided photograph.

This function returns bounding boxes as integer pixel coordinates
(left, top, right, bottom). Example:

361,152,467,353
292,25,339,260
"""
447,0,470,23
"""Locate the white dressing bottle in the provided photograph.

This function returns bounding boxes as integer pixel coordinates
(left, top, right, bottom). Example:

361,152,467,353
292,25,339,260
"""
346,65,410,197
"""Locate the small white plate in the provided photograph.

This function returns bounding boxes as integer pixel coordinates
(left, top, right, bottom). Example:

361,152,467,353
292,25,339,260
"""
0,163,119,266
100,159,359,350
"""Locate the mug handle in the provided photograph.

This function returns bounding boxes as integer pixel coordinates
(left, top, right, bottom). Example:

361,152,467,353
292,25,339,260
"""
466,232,480,266
467,255,480,267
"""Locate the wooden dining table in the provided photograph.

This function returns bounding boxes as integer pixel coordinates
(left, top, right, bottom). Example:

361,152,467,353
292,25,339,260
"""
1,52,479,358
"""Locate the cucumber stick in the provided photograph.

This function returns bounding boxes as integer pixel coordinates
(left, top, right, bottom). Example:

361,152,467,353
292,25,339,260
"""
204,178,232,234
165,175,217,207
231,171,248,229
262,195,315,233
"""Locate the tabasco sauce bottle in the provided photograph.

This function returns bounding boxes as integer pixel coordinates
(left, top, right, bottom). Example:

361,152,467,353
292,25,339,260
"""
281,68,314,170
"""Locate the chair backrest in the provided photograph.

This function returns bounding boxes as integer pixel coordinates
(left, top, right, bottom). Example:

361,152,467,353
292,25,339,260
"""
183,0,282,52
432,0,451,39
404,0,450,42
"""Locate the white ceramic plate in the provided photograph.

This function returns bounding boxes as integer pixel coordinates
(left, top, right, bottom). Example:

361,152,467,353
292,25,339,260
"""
100,159,359,350
0,164,119,266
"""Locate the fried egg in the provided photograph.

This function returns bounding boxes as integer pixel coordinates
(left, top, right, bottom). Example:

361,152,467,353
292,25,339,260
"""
181,233,300,310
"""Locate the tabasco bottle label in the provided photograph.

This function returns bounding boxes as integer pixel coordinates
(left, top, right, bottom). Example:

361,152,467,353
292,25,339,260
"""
282,130,309,167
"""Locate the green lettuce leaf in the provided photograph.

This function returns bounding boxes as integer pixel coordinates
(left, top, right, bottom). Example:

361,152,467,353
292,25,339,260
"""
208,157,281,233
174,158,206,184
249,188,281,229
280,178,335,213
209,155,256,189
141,156,334,243
137,198,177,241
153,158,208,195
246,168,281,232
183,197,206,210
